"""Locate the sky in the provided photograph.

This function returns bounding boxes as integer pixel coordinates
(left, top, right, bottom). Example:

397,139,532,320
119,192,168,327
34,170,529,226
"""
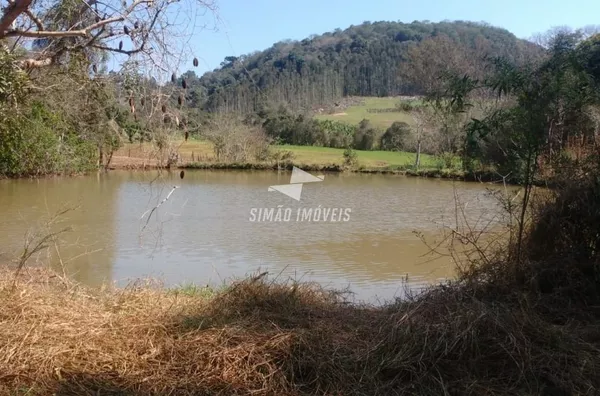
118,0,600,77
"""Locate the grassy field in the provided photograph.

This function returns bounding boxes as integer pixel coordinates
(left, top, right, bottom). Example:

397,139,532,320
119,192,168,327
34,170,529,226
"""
315,97,416,129
114,140,441,170
274,144,438,168
112,96,448,172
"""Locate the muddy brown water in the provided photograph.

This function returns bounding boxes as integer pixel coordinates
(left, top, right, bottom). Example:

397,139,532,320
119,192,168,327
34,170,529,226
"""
0,170,512,303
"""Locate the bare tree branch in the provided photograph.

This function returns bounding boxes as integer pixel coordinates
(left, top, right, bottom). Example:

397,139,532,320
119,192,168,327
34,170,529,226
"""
0,0,34,36
24,9,43,31
1,0,218,73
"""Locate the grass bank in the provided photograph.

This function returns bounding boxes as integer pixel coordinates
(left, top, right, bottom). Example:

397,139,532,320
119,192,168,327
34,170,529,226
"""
113,140,441,169
112,140,468,179
113,140,491,182
1,261,598,395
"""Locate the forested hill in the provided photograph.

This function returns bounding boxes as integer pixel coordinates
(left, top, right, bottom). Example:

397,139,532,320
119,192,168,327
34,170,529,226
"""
182,20,543,114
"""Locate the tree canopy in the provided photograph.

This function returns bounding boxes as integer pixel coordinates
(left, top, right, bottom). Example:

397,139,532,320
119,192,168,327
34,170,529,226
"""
187,20,544,114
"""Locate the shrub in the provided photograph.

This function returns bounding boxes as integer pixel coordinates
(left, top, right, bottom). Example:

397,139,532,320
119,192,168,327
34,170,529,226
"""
0,104,97,177
202,116,271,162
380,121,411,151
343,147,359,168
353,119,379,150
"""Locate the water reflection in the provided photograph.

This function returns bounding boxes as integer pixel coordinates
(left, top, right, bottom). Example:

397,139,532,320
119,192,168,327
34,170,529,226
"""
0,170,510,302
0,173,118,287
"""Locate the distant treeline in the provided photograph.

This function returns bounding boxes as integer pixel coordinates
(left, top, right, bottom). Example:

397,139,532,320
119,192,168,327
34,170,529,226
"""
239,105,420,153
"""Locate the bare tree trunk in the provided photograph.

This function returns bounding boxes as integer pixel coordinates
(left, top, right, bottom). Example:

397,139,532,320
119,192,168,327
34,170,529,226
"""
98,146,103,169
415,139,422,169
104,150,114,172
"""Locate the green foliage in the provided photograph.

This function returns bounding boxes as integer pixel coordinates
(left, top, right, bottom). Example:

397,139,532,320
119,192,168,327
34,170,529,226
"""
252,106,357,149
353,119,379,151
106,104,147,143
342,147,359,168
0,47,129,177
0,103,96,177
251,106,418,153
434,152,460,170
433,29,600,183
192,21,542,114
380,122,411,151
261,148,296,164
0,48,28,112
577,33,600,90
316,119,355,148
396,101,417,112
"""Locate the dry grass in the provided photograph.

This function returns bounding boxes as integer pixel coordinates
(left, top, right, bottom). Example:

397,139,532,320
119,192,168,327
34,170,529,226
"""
1,259,599,395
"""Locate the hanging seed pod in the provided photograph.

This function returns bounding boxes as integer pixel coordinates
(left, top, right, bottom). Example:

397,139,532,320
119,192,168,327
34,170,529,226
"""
124,25,129,35
140,97,145,107
128,97,134,107
161,104,166,113
181,79,187,89
95,15,100,23
171,72,176,83
193,57,198,67
175,116,180,126
92,64,97,73
180,170,185,179
184,131,189,141
118,41,123,51
163,114,170,124
134,21,139,29
177,95,183,106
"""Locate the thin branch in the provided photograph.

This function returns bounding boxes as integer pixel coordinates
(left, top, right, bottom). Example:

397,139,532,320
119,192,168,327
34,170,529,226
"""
139,185,178,234
5,29,88,38
90,43,146,55
24,9,43,31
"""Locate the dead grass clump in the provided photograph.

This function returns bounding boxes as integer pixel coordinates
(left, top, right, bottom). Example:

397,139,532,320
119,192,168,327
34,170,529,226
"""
377,287,600,395
2,264,600,395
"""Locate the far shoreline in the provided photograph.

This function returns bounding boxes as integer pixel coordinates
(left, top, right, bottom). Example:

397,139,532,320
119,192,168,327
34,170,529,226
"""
1,160,533,187
107,160,530,186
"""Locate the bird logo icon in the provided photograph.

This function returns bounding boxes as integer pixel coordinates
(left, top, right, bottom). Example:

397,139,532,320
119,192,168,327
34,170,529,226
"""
268,167,324,201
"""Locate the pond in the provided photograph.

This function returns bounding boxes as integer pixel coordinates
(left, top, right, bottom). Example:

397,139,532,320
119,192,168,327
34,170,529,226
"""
0,169,509,303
